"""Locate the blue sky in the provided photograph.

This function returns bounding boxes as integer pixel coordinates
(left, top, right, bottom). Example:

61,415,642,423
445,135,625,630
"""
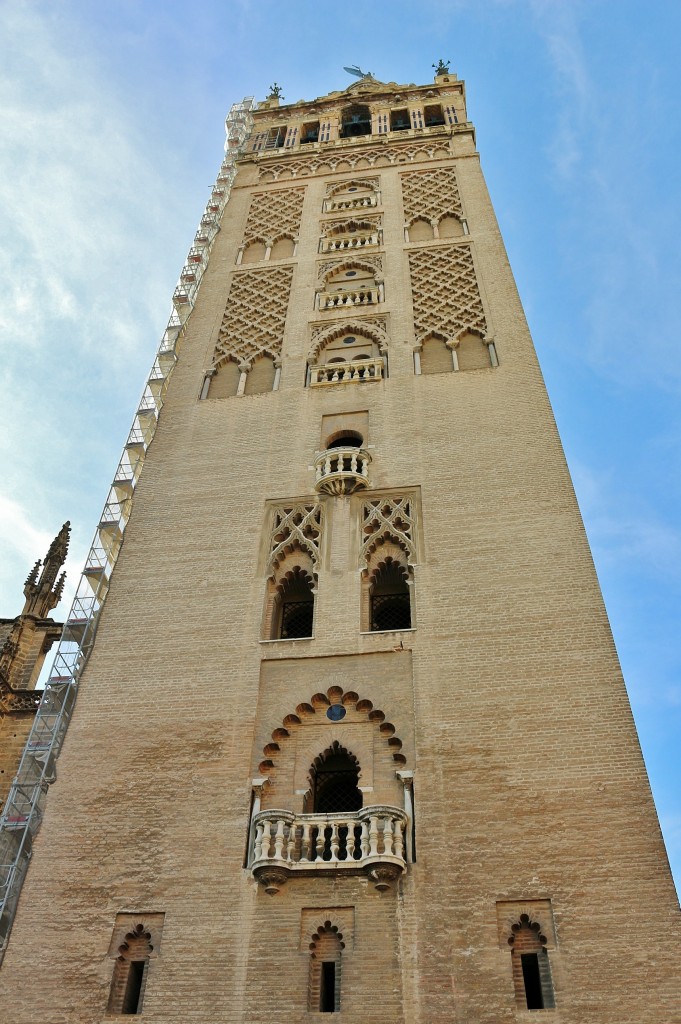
0,1,679,894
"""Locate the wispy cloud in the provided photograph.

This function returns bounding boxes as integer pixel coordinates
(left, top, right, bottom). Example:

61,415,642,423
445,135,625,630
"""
0,6,191,612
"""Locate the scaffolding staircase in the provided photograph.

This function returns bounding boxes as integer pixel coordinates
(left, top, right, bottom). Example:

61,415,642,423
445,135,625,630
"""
0,97,255,963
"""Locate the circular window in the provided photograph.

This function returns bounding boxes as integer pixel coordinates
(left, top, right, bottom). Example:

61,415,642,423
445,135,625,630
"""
326,705,346,722
343,336,357,345
345,271,357,277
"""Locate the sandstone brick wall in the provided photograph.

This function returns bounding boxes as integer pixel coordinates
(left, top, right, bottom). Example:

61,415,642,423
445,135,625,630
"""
0,80,679,1023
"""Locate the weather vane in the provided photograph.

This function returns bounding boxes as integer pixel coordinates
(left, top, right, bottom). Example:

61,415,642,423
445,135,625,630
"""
343,64,372,79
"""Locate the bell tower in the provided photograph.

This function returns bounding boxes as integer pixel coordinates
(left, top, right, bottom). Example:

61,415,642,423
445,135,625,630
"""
0,66,678,1021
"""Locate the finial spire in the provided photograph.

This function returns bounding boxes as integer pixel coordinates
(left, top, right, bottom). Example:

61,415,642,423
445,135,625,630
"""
22,521,71,617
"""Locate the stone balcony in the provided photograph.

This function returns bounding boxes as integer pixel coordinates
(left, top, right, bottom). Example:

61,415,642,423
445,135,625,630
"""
310,358,384,387
318,287,379,310
314,446,371,495
251,805,408,893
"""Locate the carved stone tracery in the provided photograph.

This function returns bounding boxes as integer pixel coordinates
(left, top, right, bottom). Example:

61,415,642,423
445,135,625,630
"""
361,496,417,568
267,503,324,581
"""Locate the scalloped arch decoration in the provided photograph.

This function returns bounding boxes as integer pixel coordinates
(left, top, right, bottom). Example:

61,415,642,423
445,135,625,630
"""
258,686,407,775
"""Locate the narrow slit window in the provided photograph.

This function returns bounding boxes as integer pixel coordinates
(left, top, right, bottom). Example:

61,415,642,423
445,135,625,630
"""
122,960,145,1015
521,953,544,1010
320,961,336,1012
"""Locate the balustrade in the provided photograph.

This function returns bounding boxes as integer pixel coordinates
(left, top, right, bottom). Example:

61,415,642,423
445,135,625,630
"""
326,195,378,212
251,805,407,892
319,288,378,309
310,358,383,387
314,446,371,495
323,233,379,253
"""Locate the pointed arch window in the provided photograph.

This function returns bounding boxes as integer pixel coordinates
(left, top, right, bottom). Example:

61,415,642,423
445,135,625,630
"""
310,743,362,814
369,558,411,631
275,566,315,639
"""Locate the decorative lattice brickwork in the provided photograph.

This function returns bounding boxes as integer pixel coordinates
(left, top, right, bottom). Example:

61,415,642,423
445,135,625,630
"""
213,266,294,367
257,140,451,181
361,496,417,566
408,245,486,344
268,503,324,578
400,167,463,224
243,187,306,244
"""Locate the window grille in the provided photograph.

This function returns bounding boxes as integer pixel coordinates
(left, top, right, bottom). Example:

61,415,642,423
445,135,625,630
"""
280,598,313,639
370,592,411,632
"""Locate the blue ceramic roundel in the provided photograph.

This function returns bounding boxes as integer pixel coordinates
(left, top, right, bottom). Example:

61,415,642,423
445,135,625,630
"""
326,705,346,722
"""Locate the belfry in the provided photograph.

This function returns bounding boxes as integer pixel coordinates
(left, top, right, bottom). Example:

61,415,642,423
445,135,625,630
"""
0,66,678,1020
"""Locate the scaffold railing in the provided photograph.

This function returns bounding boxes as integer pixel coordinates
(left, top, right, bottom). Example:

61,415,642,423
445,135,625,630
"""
0,96,255,963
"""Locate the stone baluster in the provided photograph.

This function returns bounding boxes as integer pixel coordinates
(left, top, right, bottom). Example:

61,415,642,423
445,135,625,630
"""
273,817,287,862
325,454,332,478
300,821,312,862
383,816,394,856
329,822,340,862
361,455,369,478
394,818,405,861
253,820,265,861
360,820,370,859
350,452,358,474
315,826,325,861
369,815,380,858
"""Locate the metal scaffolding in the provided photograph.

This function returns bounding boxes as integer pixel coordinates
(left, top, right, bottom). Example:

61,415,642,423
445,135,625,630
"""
0,97,255,962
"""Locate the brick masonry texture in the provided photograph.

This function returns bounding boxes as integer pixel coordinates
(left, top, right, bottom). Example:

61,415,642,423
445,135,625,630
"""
0,77,679,1023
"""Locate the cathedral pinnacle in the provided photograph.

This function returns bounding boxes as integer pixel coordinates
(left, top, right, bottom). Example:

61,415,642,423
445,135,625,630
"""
22,521,71,618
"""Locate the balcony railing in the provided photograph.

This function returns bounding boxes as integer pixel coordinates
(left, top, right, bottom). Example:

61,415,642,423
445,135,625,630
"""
322,233,379,253
325,195,378,213
251,805,408,893
310,358,384,387
314,446,371,495
319,288,378,310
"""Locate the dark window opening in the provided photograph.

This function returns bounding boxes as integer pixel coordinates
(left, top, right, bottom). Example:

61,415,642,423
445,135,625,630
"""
276,567,314,639
424,103,445,127
370,560,411,631
326,431,363,450
265,126,286,149
301,120,320,144
122,960,145,1015
320,961,336,1012
340,104,371,137
521,953,544,1010
390,108,410,131
280,598,314,639
312,748,362,814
